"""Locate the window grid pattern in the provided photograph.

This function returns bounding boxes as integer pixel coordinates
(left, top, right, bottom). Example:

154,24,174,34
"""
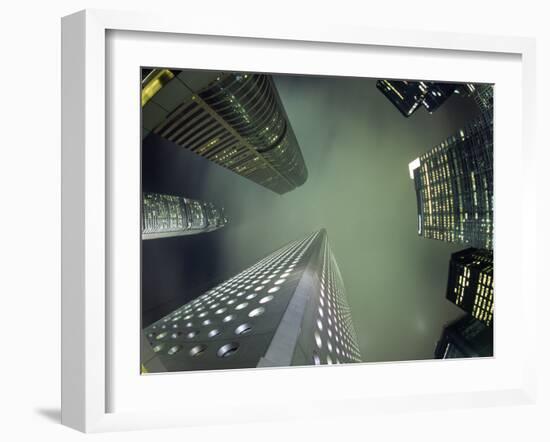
141,192,227,240
309,238,362,365
376,79,457,117
143,231,322,372
413,110,493,249
146,71,308,194
446,248,494,326
473,84,494,112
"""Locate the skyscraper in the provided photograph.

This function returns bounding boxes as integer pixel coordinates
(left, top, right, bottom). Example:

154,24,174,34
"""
434,315,493,359
471,84,494,112
408,109,493,249
455,83,494,112
142,69,308,194
376,79,459,117
421,82,457,113
141,192,228,240
446,247,494,326
141,229,361,372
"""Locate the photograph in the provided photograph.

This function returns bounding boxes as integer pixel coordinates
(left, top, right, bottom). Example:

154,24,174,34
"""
140,68,494,373
1,0,545,438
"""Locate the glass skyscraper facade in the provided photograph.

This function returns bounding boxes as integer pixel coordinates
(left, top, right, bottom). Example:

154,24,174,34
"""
141,229,361,372
421,82,457,113
434,314,493,359
142,69,308,194
446,247,494,326
408,109,493,249
141,192,228,240
376,79,459,117
472,84,494,112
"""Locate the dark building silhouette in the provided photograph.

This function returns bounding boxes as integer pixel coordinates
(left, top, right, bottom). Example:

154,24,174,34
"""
446,248,493,326
141,69,308,194
142,192,228,240
141,229,361,372
421,82,457,113
472,84,494,112
435,315,493,359
376,79,460,117
454,83,494,112
409,109,493,249
376,80,426,117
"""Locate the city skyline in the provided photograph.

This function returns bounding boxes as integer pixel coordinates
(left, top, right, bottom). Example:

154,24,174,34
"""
141,70,494,369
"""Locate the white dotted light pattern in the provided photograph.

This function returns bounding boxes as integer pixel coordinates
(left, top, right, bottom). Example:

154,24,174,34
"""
143,231,320,372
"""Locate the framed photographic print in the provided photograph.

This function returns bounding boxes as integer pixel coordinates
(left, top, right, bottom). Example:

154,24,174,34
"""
140,69,493,373
61,9,537,433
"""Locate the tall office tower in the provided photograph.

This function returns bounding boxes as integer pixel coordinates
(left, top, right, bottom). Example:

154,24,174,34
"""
141,192,228,240
141,229,361,373
141,69,308,194
434,315,493,359
421,82,457,113
454,83,494,112
446,247,494,326
471,84,494,112
408,109,493,249
376,79,458,117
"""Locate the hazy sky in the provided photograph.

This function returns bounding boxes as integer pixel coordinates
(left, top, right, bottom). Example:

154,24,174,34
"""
142,74,482,362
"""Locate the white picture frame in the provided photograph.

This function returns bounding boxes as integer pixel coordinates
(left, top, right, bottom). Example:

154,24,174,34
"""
61,9,537,433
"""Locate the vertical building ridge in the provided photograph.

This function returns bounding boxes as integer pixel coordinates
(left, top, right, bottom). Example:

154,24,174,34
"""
142,229,360,372
142,70,308,194
435,315,493,359
446,247,494,326
409,109,493,249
